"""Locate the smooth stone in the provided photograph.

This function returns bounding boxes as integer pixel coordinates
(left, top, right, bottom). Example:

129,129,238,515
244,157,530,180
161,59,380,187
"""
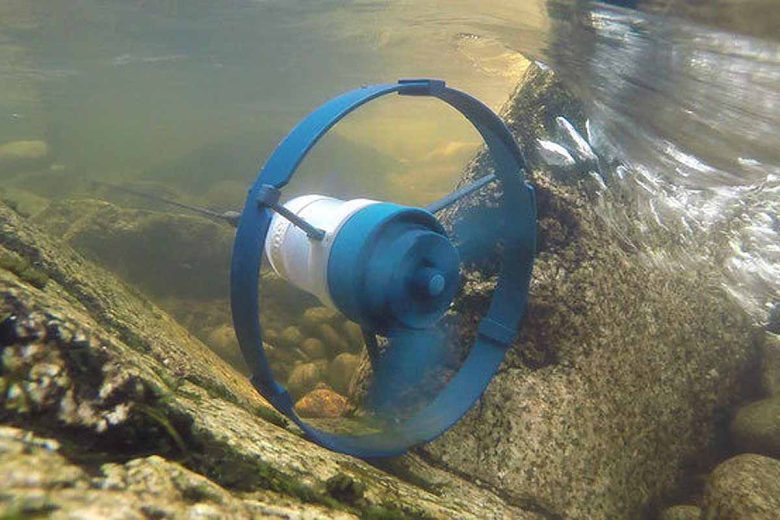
300,337,326,360
206,324,236,352
0,140,49,171
328,353,360,395
342,321,364,353
730,395,780,458
659,505,701,520
279,326,305,350
302,306,339,333
0,188,48,218
294,388,349,418
318,323,350,357
204,324,245,371
702,454,780,519
760,332,779,396
264,329,279,347
313,358,329,376
286,363,321,400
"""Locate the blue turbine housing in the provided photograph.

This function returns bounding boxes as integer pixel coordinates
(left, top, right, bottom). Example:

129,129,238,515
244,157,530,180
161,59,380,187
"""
230,79,536,458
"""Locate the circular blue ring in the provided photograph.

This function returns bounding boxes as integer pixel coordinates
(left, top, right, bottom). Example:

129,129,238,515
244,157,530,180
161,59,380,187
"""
230,79,536,457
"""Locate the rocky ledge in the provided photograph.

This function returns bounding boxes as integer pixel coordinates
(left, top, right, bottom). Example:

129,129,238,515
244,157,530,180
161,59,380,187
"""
0,201,535,519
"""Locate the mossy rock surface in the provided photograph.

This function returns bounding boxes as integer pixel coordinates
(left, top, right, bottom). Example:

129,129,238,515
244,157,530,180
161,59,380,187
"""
701,454,780,520
760,332,780,396
33,198,234,300
423,63,760,520
659,505,702,520
730,395,780,458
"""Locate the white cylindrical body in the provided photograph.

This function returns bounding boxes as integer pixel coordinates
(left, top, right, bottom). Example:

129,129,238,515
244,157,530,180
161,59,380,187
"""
264,194,378,307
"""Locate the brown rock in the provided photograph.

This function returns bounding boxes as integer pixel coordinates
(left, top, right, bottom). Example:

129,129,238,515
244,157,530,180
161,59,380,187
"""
286,363,321,399
342,321,364,353
279,326,305,350
761,332,780,396
302,306,339,333
318,323,350,357
702,454,780,519
423,62,759,519
294,388,349,418
659,505,701,520
301,337,327,360
0,140,49,171
730,395,780,458
328,353,360,395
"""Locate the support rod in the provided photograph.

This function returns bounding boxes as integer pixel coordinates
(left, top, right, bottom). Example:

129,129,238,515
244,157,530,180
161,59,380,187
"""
425,173,498,214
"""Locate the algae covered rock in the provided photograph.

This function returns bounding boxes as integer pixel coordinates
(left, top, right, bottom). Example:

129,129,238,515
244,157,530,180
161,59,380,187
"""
279,325,306,350
0,187,48,218
659,505,702,520
342,320,364,352
760,332,780,396
33,198,234,300
701,454,780,520
0,426,355,519
302,306,340,332
301,337,327,360
423,62,759,519
205,324,246,372
287,362,322,400
0,140,49,172
328,353,360,395
318,323,350,357
0,199,534,519
730,395,780,458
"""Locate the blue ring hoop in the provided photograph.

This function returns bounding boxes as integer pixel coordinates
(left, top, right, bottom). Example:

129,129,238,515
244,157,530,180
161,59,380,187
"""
230,79,536,458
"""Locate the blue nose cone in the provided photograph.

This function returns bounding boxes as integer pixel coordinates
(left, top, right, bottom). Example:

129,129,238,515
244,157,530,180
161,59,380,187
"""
327,203,460,332
414,268,446,298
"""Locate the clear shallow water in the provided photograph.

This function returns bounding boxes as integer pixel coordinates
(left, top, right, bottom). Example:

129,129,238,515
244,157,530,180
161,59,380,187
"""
1,0,777,323
542,2,779,322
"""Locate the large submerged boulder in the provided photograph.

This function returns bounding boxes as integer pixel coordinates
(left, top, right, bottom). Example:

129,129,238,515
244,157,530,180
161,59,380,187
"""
423,64,760,519
0,201,532,518
33,198,234,301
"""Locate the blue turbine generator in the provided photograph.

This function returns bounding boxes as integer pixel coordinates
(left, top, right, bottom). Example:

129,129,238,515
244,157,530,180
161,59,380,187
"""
230,79,536,458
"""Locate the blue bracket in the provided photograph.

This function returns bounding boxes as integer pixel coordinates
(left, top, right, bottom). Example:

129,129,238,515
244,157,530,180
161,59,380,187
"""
256,184,326,241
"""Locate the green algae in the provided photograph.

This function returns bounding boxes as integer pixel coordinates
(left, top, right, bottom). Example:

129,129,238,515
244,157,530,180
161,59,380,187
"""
325,472,367,504
0,251,47,289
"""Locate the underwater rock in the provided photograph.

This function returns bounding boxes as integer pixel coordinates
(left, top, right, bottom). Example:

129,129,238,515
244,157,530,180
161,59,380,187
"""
328,353,360,396
33,199,234,300
342,321,364,352
301,337,327,360
294,387,349,418
286,362,322,400
659,505,702,520
425,62,760,520
205,324,245,371
730,395,780,458
0,200,530,519
0,426,355,519
279,325,305,351
0,140,49,172
760,332,780,396
0,188,48,218
318,323,350,357
701,454,780,520
302,306,340,333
